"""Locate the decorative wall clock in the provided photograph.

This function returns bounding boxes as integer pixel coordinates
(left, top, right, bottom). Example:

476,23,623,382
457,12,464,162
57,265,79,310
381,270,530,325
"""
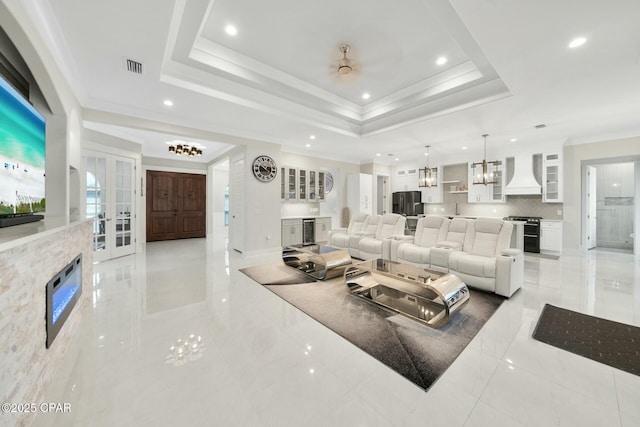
325,171,334,193
251,155,277,182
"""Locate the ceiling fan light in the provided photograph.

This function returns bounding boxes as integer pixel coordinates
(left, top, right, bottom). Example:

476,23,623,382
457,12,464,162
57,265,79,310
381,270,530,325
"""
197,149,202,156
176,144,183,154
168,145,175,153
338,60,352,74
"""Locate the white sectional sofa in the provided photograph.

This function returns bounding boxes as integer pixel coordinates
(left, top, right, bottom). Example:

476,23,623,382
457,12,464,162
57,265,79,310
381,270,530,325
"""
389,216,522,298
328,212,369,252
357,213,406,260
390,216,450,267
446,218,522,297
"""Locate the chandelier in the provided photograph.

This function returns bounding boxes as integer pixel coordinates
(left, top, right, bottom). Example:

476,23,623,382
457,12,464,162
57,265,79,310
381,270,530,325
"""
168,144,202,157
472,134,501,185
418,145,438,188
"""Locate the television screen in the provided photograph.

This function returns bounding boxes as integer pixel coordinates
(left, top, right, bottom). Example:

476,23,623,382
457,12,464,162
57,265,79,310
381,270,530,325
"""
0,74,45,215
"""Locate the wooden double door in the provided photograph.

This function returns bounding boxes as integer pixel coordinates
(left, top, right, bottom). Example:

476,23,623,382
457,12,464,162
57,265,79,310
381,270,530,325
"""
146,171,206,241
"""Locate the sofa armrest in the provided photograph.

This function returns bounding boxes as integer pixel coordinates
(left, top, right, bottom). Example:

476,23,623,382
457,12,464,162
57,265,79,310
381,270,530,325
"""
496,249,523,297
328,227,347,237
391,234,413,241
436,241,463,250
354,232,375,237
501,248,522,257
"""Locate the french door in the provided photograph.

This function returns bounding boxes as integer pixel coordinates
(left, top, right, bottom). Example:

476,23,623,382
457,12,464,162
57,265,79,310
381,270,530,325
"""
85,152,136,262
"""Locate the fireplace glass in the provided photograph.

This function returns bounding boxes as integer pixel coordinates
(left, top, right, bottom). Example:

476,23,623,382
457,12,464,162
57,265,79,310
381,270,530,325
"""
46,254,82,348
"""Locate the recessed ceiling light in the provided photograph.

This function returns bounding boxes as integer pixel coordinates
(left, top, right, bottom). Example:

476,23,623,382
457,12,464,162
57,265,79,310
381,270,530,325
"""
309,135,316,140
510,138,518,142
362,92,370,100
568,37,586,48
225,24,238,36
305,143,311,148
163,99,173,107
394,158,399,161
376,153,381,157
424,152,429,156
436,56,448,66
461,146,468,150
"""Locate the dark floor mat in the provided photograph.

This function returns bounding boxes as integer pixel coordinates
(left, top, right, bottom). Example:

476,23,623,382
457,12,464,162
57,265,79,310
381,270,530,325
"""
533,304,640,376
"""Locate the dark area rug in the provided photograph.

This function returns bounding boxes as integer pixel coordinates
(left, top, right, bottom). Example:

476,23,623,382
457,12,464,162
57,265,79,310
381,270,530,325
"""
240,263,504,391
533,304,640,376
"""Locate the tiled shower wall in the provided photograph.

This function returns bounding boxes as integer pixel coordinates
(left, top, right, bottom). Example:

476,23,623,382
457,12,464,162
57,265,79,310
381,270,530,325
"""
424,163,564,219
595,162,634,249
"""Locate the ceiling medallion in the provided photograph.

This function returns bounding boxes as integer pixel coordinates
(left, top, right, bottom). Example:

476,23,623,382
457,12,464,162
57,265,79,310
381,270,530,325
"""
168,144,202,157
472,134,501,185
338,44,353,75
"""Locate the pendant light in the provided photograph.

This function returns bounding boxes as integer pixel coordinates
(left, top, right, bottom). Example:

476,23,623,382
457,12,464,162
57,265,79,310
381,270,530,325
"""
472,134,501,185
418,145,438,188
168,144,202,157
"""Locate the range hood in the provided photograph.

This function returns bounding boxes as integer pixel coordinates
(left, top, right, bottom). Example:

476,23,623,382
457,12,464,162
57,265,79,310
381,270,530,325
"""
503,155,542,196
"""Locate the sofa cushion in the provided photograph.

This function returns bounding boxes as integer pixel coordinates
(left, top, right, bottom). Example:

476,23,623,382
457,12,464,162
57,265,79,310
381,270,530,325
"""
359,237,383,255
413,216,448,248
451,253,496,278
470,218,504,257
347,213,369,235
396,243,431,264
330,232,350,248
446,218,474,250
375,213,405,239
361,215,381,236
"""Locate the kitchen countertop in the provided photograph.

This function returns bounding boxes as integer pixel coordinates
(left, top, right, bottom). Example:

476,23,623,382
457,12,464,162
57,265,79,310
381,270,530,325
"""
540,219,563,222
281,216,332,220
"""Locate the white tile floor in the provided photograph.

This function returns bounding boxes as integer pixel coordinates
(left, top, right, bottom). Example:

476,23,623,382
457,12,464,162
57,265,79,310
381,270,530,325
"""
34,233,640,427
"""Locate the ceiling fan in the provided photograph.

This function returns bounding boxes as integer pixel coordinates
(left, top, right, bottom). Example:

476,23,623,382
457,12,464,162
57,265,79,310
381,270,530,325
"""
335,44,360,77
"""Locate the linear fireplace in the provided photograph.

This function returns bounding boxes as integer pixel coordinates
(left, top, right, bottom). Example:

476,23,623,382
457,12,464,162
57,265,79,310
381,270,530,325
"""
46,254,82,348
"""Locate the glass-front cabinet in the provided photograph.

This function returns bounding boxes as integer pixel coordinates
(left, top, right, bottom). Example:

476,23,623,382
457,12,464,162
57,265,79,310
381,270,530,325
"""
318,171,325,201
281,167,327,202
543,153,562,203
298,169,307,200
308,170,316,201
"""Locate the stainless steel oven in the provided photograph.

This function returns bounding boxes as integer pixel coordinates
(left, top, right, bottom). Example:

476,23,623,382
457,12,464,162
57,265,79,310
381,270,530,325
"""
506,216,541,253
302,218,315,245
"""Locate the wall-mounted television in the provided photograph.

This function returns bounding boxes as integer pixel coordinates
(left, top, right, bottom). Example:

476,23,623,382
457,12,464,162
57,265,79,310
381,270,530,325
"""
0,73,45,218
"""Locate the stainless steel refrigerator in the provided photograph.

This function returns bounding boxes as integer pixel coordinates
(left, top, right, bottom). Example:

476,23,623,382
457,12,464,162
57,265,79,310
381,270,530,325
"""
392,191,423,216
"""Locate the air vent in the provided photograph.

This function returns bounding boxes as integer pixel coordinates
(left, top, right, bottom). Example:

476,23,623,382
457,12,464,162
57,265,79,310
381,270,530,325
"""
534,123,546,129
125,58,143,75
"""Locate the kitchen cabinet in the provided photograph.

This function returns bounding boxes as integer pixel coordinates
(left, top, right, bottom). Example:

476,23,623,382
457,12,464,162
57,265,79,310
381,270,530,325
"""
281,167,327,202
298,169,307,200
540,220,562,253
281,218,303,246
347,173,373,215
543,153,562,203
315,217,332,243
421,169,443,203
281,166,298,201
317,171,326,201
467,162,505,203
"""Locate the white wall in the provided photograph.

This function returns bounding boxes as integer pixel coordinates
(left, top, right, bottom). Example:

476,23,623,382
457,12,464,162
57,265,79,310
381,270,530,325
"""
208,159,229,235
1,2,83,220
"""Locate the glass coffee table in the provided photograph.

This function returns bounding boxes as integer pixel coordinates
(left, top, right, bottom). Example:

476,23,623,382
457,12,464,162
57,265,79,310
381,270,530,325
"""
344,259,469,328
282,244,352,280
